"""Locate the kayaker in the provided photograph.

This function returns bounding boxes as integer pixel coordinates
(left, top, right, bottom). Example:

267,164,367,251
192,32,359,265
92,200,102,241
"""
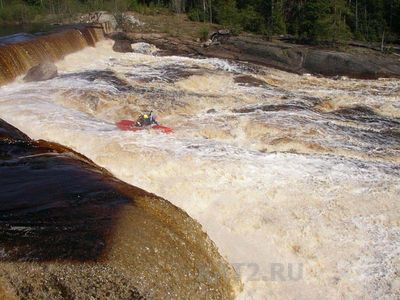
136,111,158,127
149,111,158,125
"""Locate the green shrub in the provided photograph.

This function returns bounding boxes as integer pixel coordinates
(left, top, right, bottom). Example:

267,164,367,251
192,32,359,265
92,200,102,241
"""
198,25,209,41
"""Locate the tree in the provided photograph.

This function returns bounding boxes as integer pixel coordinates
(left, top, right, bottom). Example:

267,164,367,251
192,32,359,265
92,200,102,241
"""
271,0,285,34
0,0,398,43
300,0,351,43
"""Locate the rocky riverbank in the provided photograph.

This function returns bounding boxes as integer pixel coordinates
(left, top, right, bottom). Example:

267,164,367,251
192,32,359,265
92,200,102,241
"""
109,31,400,79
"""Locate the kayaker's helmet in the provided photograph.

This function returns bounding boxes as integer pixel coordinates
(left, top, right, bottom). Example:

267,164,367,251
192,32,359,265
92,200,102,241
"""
144,114,149,119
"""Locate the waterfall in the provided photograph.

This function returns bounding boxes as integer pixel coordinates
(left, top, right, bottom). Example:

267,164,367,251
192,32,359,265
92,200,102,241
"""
0,26,104,85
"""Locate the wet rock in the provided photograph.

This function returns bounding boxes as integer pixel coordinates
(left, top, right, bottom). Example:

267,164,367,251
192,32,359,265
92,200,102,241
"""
0,119,240,299
109,32,135,53
62,70,134,93
332,105,400,127
303,50,379,79
197,36,304,73
112,39,133,53
234,75,267,87
134,33,400,79
125,64,201,83
207,109,217,114
215,38,400,78
131,42,158,55
23,62,58,82
233,104,307,114
123,30,400,79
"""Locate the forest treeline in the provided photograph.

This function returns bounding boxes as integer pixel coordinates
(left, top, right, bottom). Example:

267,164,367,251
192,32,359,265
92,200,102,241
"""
0,0,399,43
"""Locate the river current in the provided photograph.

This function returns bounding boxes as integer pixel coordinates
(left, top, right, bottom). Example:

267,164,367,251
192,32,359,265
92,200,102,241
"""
0,40,399,299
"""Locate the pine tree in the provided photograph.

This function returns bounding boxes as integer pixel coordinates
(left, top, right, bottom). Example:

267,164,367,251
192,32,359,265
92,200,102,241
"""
271,0,286,34
330,0,351,42
300,0,351,43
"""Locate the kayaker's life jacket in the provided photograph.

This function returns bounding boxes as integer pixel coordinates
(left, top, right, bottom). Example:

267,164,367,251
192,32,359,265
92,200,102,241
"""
136,112,157,127
143,114,151,126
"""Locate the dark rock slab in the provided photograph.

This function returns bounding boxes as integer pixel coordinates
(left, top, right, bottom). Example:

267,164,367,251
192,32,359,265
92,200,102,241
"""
128,33,400,79
0,119,239,299
112,39,133,53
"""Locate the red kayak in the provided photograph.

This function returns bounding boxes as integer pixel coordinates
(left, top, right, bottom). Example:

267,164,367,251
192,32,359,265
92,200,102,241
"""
116,120,173,134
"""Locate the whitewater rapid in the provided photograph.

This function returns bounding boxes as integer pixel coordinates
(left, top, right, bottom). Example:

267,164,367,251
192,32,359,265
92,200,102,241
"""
0,40,399,299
